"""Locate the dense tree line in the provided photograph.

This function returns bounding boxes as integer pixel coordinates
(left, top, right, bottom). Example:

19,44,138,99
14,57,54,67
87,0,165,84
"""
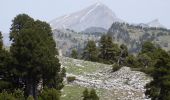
76,35,128,65
0,14,65,100
140,42,170,100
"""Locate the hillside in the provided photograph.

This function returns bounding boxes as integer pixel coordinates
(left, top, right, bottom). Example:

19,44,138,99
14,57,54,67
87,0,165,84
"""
108,22,170,53
59,56,151,100
53,29,102,56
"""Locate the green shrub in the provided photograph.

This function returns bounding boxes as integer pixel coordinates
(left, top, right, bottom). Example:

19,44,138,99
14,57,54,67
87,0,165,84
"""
112,63,121,72
67,76,76,83
13,89,25,100
0,91,16,100
27,96,34,100
82,88,99,100
39,88,61,100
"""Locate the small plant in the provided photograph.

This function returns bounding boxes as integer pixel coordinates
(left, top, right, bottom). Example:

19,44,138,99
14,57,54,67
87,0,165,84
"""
82,88,99,100
112,63,121,72
67,76,76,83
27,96,34,100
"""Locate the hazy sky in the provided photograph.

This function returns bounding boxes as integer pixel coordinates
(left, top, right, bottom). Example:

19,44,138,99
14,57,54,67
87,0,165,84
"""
1,0,170,33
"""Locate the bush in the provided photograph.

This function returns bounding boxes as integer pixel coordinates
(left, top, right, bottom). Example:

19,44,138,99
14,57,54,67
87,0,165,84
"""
125,55,139,68
13,89,25,100
82,88,99,100
27,96,34,100
0,91,16,100
38,88,61,100
67,76,76,83
112,63,121,72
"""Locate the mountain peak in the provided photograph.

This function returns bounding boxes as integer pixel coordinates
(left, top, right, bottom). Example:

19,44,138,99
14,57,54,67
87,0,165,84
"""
147,19,165,28
93,1,105,6
50,2,122,32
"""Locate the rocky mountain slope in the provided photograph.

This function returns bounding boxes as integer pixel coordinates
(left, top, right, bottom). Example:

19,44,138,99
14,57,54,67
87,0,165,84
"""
53,29,102,56
108,22,170,53
59,56,151,100
50,3,169,56
50,2,122,32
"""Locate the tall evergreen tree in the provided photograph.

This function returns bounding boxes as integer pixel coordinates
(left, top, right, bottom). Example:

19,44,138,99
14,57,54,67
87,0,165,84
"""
83,40,99,62
141,41,157,56
9,14,64,99
71,49,78,59
99,35,120,64
145,48,170,100
0,32,14,92
99,35,107,60
118,44,128,66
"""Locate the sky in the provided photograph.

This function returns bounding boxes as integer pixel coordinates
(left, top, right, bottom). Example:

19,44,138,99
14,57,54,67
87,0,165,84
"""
0,0,170,34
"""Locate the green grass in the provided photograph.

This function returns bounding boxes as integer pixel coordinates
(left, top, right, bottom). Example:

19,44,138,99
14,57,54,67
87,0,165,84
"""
61,85,116,100
61,85,84,100
59,57,116,100
61,57,111,75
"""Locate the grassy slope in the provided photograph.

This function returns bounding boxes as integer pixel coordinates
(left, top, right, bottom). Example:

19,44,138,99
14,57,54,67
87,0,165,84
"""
59,57,150,100
59,57,116,100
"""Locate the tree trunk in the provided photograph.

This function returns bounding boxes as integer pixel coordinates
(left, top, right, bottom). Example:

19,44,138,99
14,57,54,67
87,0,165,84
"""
33,82,38,100
26,79,33,97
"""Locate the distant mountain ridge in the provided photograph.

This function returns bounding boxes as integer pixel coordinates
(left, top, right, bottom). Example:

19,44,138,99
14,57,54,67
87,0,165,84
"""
147,19,165,28
50,2,169,56
136,19,165,28
108,22,170,53
50,2,122,32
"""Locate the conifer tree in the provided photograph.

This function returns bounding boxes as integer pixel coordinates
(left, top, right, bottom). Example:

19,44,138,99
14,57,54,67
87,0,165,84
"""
9,14,64,99
83,40,99,62
118,44,128,65
71,49,78,59
99,35,120,64
0,32,14,92
145,48,170,100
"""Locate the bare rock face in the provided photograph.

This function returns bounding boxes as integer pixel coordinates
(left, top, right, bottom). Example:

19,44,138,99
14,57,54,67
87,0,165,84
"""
50,2,122,32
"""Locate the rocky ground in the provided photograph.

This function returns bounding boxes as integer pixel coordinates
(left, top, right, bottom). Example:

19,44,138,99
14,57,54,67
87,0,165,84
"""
59,56,152,100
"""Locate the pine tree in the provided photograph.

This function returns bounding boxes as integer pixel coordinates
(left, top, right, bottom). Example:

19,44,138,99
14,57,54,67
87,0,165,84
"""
9,14,64,99
125,55,139,68
83,40,99,62
71,49,78,59
137,54,152,68
99,35,120,64
99,35,107,60
141,41,156,56
118,44,128,66
145,48,170,100
0,32,14,92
